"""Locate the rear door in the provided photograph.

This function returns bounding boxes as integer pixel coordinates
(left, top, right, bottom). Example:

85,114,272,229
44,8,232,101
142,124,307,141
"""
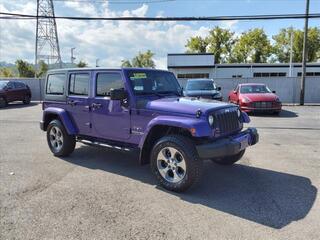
13,82,27,101
91,71,131,140
66,71,92,136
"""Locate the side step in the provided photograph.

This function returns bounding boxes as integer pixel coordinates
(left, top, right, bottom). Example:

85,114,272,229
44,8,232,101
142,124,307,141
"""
77,139,137,152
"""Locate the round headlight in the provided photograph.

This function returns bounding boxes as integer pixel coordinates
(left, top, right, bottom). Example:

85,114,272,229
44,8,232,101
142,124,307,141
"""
208,115,214,126
237,108,241,118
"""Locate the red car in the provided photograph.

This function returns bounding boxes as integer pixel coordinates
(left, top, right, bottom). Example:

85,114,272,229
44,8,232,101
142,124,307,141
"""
0,81,32,108
228,83,282,114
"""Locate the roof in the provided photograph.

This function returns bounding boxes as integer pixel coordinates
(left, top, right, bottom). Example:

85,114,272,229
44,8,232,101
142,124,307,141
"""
47,67,169,73
239,83,266,86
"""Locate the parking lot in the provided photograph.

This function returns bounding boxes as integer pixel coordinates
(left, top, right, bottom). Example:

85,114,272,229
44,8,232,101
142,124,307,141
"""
0,103,319,239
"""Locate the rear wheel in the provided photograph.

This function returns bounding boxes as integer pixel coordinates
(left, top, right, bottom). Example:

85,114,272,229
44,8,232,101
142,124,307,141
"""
23,95,31,104
47,119,76,157
0,97,7,108
211,149,245,165
150,135,203,192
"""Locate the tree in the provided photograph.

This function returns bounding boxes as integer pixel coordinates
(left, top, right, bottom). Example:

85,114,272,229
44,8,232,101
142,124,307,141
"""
77,60,88,68
0,68,14,77
185,27,235,63
185,36,207,53
273,27,320,63
36,60,48,78
15,59,35,78
231,28,273,63
121,50,156,68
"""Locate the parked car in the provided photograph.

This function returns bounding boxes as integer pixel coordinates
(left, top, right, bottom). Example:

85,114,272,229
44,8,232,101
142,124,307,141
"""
0,81,32,108
40,68,259,192
228,83,282,114
184,79,223,101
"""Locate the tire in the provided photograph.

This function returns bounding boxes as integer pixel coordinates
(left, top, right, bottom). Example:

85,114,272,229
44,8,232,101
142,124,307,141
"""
0,97,7,108
273,111,281,115
150,135,203,192
46,119,76,157
23,95,31,104
211,149,245,165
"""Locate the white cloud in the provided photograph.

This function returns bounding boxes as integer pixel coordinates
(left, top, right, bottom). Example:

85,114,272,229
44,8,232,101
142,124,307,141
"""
0,1,214,69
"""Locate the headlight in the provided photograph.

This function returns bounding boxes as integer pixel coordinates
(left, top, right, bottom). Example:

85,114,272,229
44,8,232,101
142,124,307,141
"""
214,93,222,98
241,96,251,103
208,115,214,126
275,97,281,102
237,108,241,118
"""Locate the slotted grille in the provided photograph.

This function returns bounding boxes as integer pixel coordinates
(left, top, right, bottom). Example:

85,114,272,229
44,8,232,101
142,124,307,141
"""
252,101,273,108
213,109,240,135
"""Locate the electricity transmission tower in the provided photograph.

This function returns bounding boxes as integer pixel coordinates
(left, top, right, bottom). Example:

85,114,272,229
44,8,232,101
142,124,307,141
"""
35,0,62,72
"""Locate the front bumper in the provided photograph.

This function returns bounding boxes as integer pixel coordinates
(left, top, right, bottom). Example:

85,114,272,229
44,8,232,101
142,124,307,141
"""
40,121,44,131
196,127,259,159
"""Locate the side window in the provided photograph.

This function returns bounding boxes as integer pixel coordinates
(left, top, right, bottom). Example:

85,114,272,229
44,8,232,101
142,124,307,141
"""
46,74,65,95
96,73,124,97
69,73,89,96
7,82,15,89
14,82,25,89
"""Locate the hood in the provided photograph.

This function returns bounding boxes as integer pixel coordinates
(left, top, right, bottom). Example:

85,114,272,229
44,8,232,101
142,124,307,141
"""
145,97,232,116
241,93,278,102
185,90,220,96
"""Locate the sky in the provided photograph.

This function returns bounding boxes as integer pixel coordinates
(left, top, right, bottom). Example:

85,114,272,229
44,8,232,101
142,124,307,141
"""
0,0,319,69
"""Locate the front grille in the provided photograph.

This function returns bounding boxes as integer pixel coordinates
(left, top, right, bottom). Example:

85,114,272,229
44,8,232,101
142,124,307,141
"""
213,108,240,136
252,101,273,108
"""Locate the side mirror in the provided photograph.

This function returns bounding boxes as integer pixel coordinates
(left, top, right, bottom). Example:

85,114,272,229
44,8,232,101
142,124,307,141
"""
110,88,128,100
272,90,276,93
217,86,221,91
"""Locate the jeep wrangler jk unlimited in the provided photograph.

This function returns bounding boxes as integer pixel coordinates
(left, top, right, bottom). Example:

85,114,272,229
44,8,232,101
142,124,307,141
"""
40,68,258,192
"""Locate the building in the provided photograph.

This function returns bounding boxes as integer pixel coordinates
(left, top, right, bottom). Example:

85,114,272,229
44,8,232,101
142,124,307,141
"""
167,53,320,87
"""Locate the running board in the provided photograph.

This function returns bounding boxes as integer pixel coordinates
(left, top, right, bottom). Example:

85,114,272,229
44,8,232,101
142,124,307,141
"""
77,139,134,152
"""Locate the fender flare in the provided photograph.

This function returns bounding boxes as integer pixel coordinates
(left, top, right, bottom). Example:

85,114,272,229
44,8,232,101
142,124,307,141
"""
138,115,211,149
43,107,77,135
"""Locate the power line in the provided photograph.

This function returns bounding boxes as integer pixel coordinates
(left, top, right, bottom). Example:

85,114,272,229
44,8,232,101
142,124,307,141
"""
1,12,320,21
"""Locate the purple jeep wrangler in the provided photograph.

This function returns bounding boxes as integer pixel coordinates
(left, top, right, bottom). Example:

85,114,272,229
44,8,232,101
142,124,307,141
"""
40,68,258,192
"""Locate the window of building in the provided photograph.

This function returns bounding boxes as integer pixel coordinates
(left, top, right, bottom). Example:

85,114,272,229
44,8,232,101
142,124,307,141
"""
232,75,243,78
253,72,287,77
46,74,65,95
297,72,320,77
96,72,123,97
69,73,89,96
177,73,209,79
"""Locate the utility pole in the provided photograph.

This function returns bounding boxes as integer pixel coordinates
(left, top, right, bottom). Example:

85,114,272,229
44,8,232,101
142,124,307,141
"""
35,0,62,73
300,0,310,105
71,47,76,64
289,28,293,77
96,58,100,67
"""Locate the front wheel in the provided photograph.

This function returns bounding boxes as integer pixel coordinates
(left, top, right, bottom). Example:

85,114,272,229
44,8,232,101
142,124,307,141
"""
47,119,76,157
150,135,203,192
0,97,7,108
211,149,245,165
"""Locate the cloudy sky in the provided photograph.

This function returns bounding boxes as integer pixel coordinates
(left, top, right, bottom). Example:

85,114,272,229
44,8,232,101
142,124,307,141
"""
0,0,319,69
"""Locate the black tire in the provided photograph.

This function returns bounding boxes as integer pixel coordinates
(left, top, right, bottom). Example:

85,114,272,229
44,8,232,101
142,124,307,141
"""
211,149,245,165
46,119,76,157
0,97,7,108
150,135,203,192
23,95,31,104
273,111,281,115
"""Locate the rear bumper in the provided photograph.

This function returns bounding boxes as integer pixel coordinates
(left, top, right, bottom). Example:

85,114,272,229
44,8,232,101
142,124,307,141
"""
196,127,259,159
40,121,44,131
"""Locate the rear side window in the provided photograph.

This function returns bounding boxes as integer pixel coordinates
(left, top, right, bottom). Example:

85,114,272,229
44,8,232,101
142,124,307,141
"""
46,74,65,95
14,82,25,88
96,73,123,97
69,73,89,96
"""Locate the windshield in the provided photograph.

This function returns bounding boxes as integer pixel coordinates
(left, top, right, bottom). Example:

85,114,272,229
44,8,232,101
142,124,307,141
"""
0,81,8,89
126,70,182,96
240,85,271,94
186,81,217,91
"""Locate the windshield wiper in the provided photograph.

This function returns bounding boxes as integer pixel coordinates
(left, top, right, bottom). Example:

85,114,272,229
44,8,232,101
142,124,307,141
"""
157,91,181,97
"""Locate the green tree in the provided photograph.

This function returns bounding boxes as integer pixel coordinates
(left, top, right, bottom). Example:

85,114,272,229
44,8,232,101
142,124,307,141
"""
36,60,48,78
15,59,35,78
232,28,272,63
77,60,88,68
185,36,207,53
273,27,320,62
121,50,156,68
0,68,14,77
185,27,235,63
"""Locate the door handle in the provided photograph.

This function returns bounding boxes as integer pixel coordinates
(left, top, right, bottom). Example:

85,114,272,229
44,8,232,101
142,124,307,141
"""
68,100,80,106
91,103,102,110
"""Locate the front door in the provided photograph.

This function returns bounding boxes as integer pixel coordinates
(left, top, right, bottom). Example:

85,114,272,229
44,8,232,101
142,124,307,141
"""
91,71,130,141
6,82,18,102
66,72,91,136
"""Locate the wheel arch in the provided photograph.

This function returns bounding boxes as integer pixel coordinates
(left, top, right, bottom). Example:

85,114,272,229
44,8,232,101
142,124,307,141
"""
43,107,77,135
